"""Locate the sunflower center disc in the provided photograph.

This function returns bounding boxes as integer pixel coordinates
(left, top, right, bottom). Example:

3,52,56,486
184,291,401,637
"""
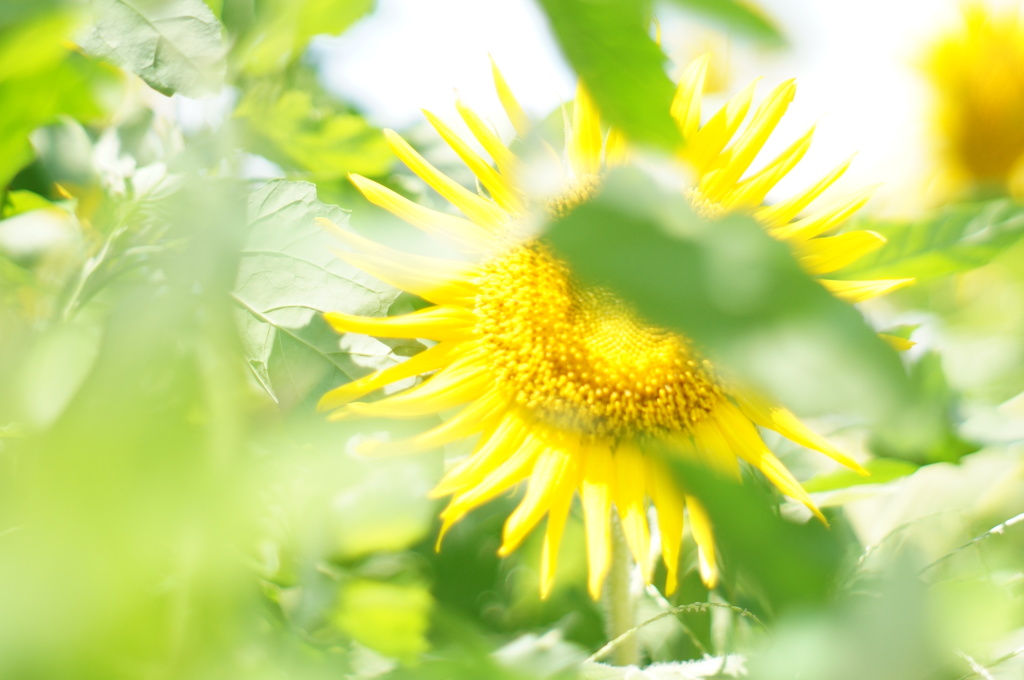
474,242,722,438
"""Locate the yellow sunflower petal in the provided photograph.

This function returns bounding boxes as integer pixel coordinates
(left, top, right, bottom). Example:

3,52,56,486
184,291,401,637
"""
356,389,509,456
795,230,887,275
721,125,815,211
335,352,490,420
819,277,915,303
318,340,462,412
456,98,517,177
700,80,797,203
384,129,509,229
733,392,867,474
755,156,854,229
686,78,758,173
580,441,614,599
349,173,491,252
672,53,712,142
648,455,685,596
422,109,523,214
430,409,527,497
324,305,477,341
689,415,742,478
770,187,874,241
490,55,529,138
439,429,546,528
320,217,480,305
687,498,718,588
500,442,578,556
570,83,602,177
880,333,916,351
540,457,578,599
604,127,628,167
612,442,652,579
711,400,826,523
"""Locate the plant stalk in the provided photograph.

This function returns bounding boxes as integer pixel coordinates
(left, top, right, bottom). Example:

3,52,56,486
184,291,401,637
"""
604,516,639,667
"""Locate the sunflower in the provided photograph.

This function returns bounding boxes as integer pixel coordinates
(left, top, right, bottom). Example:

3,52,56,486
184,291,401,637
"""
318,55,912,599
925,4,1024,195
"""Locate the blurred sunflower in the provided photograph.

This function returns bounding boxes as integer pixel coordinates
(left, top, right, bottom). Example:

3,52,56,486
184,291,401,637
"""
925,4,1024,196
319,55,911,598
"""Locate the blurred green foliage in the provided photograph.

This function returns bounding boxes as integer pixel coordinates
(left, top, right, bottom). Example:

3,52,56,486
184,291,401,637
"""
0,0,1022,679
838,200,1024,283
535,0,680,149
666,0,786,47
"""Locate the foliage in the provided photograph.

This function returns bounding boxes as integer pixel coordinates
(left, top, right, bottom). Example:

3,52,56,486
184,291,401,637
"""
1,1,1023,679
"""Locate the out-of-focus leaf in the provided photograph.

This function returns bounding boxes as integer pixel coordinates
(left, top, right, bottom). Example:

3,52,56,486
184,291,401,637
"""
494,633,587,680
261,420,440,569
545,167,914,426
83,0,227,97
3,191,56,217
0,12,116,188
534,0,680,149
750,563,955,679
235,87,391,179
12,320,101,429
0,9,76,79
869,351,979,464
582,656,746,678
231,0,374,75
234,179,406,408
837,200,1024,282
803,458,920,494
659,452,845,613
666,0,786,47
332,578,433,664
0,175,258,679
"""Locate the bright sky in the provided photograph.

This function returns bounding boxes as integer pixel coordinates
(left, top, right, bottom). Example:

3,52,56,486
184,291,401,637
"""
312,0,981,216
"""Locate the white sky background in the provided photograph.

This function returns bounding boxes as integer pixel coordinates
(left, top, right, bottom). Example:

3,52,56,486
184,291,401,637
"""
311,0,997,217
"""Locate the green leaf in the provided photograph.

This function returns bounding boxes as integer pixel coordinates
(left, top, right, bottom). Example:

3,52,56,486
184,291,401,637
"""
332,579,433,663
802,458,919,494
666,0,786,47
545,167,914,425
868,351,979,465
582,657,746,679
231,0,375,75
10,321,102,429
235,87,391,178
0,11,115,188
234,179,407,408
83,0,227,97
3,191,56,217
659,452,845,612
0,9,76,80
534,0,680,149
837,200,1024,282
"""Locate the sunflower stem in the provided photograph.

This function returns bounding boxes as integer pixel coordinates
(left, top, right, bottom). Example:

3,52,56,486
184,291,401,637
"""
604,516,639,667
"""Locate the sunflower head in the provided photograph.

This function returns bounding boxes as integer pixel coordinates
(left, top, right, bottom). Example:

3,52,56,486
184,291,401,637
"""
319,55,906,599
925,4,1024,195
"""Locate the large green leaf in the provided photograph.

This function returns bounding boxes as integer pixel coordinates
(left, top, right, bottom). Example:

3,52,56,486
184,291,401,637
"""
802,458,919,494
332,578,433,664
231,0,375,75
0,10,114,188
666,0,786,47
659,452,846,614
545,167,914,426
234,179,410,409
837,200,1024,282
235,86,391,179
83,0,227,97
868,351,978,464
534,0,680,150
